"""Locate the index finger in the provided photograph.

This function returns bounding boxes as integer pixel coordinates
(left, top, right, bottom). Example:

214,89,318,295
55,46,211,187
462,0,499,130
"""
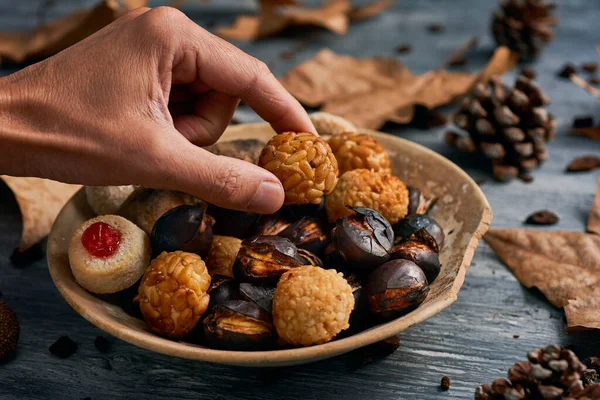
180,22,316,134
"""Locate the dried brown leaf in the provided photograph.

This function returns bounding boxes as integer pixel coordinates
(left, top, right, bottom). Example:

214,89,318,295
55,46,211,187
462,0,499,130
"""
0,0,145,64
1,176,80,252
572,125,600,141
280,46,517,129
484,228,600,330
217,0,350,41
348,0,393,22
588,178,600,235
571,73,600,98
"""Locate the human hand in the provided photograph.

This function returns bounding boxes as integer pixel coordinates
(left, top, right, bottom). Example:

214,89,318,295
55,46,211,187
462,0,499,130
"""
0,7,315,213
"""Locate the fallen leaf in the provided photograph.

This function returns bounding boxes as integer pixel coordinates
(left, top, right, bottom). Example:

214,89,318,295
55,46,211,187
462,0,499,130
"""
1,176,80,252
348,0,393,22
572,126,600,141
217,0,350,41
280,46,517,129
0,0,145,64
588,177,600,235
566,155,600,172
571,73,600,98
484,228,600,330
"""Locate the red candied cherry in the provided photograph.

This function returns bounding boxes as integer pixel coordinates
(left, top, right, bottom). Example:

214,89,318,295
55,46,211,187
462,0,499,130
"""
81,222,122,258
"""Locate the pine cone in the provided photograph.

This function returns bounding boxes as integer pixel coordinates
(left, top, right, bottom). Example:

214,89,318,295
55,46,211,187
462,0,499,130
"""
491,0,558,59
447,75,555,182
475,345,600,400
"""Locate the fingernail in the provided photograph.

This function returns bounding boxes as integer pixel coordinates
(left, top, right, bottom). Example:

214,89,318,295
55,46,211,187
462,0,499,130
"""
247,181,283,212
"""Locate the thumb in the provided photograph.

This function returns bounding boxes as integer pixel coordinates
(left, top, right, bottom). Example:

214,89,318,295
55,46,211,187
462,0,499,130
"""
153,140,284,214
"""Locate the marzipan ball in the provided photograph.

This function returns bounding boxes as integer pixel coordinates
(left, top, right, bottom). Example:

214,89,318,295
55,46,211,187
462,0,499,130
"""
272,266,354,346
258,132,339,205
0,301,19,360
85,185,137,215
69,215,151,294
309,112,357,136
325,169,409,224
327,132,390,175
205,236,242,277
136,251,211,338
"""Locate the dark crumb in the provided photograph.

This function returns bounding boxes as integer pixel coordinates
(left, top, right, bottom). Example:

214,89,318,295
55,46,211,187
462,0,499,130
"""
573,116,594,129
519,174,534,183
396,43,412,54
583,369,599,387
427,23,445,33
566,155,600,172
513,334,520,339
475,178,487,186
348,335,400,370
94,336,110,353
520,66,536,79
448,229,455,235
590,77,600,86
49,336,78,359
524,210,559,225
582,62,598,73
10,242,45,266
558,63,577,78
441,376,451,390
448,56,467,67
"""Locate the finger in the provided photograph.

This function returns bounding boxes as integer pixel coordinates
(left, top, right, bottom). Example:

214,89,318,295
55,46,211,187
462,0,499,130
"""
114,7,151,25
172,20,316,134
173,91,240,146
152,137,284,213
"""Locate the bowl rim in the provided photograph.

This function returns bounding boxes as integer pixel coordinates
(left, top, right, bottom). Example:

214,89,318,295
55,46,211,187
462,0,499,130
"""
47,123,492,367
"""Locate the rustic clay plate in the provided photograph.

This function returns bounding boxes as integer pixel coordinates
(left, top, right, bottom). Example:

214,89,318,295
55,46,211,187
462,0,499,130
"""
47,123,492,367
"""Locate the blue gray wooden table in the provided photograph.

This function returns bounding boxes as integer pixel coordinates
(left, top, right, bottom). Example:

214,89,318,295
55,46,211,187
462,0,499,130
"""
1,1,599,399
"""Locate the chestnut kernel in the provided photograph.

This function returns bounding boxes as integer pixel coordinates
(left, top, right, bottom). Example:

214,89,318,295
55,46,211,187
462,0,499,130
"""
150,204,214,257
333,206,394,270
202,300,274,350
390,240,441,283
233,236,305,283
393,215,445,249
366,259,430,320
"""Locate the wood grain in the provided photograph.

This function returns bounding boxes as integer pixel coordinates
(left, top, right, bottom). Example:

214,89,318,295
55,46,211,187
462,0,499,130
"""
1,0,600,398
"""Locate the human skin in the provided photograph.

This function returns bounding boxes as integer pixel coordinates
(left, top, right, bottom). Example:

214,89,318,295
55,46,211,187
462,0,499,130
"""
0,7,316,214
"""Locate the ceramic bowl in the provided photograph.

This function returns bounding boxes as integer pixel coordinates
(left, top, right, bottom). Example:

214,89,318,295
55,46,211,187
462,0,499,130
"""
47,123,492,367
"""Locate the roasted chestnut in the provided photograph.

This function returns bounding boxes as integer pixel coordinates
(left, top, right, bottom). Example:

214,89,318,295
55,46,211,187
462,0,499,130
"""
338,272,368,337
252,211,293,236
333,206,394,270
207,204,260,238
278,216,330,255
202,300,274,350
150,204,214,257
297,248,324,267
207,276,241,308
406,187,435,217
285,196,327,219
366,259,430,320
323,242,345,270
233,236,305,283
390,240,441,283
239,282,275,314
393,215,445,249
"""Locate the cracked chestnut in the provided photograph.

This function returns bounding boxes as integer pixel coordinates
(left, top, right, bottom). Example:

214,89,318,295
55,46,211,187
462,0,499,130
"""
296,248,324,267
150,204,214,257
390,240,441,283
366,259,430,320
393,215,445,250
333,206,394,270
252,212,293,236
233,236,305,283
278,216,330,255
239,282,276,314
202,300,274,350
